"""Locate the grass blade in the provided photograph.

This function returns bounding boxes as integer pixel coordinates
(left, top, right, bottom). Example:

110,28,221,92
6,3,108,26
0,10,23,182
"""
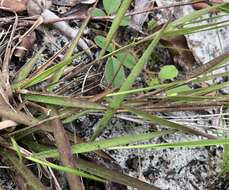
91,23,168,140
14,47,45,83
109,138,229,150
30,130,174,159
98,0,133,59
27,157,104,182
2,149,47,190
125,106,216,139
21,91,105,110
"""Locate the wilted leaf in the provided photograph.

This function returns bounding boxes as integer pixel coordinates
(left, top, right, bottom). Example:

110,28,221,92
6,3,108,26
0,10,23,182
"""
94,35,113,52
105,57,126,88
103,0,121,15
91,8,106,17
159,65,178,80
116,52,136,69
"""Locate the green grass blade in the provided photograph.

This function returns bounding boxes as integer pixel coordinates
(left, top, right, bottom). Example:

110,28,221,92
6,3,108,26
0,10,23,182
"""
63,109,99,124
11,138,23,162
169,3,226,28
48,16,92,92
27,157,104,182
22,92,105,110
14,47,45,83
109,138,229,150
12,56,74,90
30,130,174,159
125,106,216,139
22,140,160,189
2,149,47,190
98,0,133,58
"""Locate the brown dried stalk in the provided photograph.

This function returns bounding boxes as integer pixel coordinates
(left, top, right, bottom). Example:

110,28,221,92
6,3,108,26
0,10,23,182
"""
51,110,84,190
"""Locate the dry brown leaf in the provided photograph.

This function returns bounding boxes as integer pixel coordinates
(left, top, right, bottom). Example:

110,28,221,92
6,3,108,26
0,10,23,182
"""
0,0,28,12
162,36,197,72
14,31,36,58
192,0,224,11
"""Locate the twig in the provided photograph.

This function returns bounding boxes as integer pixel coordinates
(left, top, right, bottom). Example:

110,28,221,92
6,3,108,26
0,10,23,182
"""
41,9,92,58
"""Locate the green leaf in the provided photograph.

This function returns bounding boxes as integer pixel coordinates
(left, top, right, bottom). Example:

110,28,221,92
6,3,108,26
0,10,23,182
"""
116,52,136,69
103,0,122,15
105,57,126,88
91,8,106,17
147,78,159,87
159,65,178,80
166,85,192,96
120,16,131,26
94,35,113,52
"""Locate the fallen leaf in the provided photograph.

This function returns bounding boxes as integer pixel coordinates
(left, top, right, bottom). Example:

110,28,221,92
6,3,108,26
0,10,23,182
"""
0,0,28,12
14,31,36,59
161,36,197,72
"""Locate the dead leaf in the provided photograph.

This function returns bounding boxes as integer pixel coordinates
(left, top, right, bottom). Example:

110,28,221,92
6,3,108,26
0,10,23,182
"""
0,0,28,12
14,31,36,58
161,35,197,72
192,0,224,11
